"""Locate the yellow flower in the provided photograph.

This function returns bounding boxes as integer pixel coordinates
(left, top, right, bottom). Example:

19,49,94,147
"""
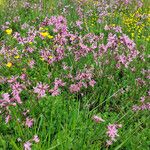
131,33,134,37
40,57,44,61
14,55,20,59
39,27,44,31
6,62,12,68
48,55,53,59
40,32,49,37
47,35,53,39
5,29,12,35
29,42,33,45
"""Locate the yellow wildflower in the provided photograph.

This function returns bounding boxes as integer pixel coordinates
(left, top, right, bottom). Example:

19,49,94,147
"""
48,55,53,59
40,32,49,37
14,55,20,59
40,57,44,61
6,62,12,68
39,27,44,31
29,42,33,45
5,29,12,35
47,35,53,39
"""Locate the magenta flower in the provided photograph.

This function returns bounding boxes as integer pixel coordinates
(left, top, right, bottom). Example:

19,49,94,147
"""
25,117,34,128
106,123,122,146
89,80,96,87
107,124,119,141
2,93,10,102
33,135,40,143
140,96,145,103
5,115,11,124
76,20,83,29
33,82,49,98
20,74,27,80
69,83,81,93
24,141,32,150
28,60,35,68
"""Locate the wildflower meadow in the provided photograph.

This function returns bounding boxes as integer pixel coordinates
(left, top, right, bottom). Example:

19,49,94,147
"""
0,0,149,149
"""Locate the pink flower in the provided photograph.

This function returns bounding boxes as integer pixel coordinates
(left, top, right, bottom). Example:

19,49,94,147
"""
89,80,96,87
49,87,60,96
148,90,150,96
107,124,118,141
76,20,83,29
92,115,105,123
69,83,81,93
2,93,10,102
33,135,40,143
33,82,49,98
25,117,34,128
24,141,32,150
132,105,140,111
5,115,11,123
106,124,122,141
20,74,26,80
54,78,66,87
140,96,145,103
106,140,113,146
28,60,35,68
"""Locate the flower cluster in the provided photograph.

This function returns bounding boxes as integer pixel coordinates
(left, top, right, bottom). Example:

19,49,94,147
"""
24,135,40,150
106,124,122,146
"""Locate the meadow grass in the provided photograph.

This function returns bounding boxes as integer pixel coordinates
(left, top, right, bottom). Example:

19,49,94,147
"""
0,0,149,150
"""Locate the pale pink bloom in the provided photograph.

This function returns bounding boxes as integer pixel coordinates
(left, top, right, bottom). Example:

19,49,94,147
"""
28,60,35,68
89,80,96,87
76,20,83,29
104,25,110,30
140,96,145,103
106,140,113,146
106,124,122,141
13,93,22,104
69,83,81,93
49,87,60,96
24,141,32,150
23,110,30,116
132,105,140,111
25,117,34,128
2,93,10,102
92,115,105,123
33,82,49,98
54,79,66,87
124,0,130,5
107,125,118,141
26,47,34,53
33,135,40,143
20,74,26,80
5,115,11,123
8,76,18,83
148,90,150,96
